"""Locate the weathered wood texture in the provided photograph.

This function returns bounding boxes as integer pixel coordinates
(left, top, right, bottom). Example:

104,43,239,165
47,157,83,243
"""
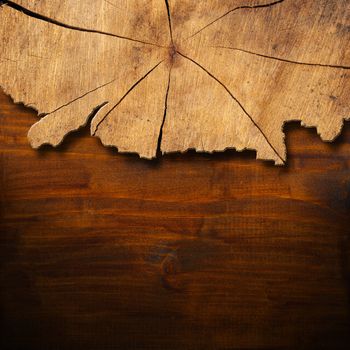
1,89,350,349
1,0,349,165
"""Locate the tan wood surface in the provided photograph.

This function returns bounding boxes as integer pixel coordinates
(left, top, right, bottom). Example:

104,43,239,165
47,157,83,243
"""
0,0,349,165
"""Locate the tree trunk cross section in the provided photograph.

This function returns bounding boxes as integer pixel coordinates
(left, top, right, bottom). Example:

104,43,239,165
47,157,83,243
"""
0,0,349,165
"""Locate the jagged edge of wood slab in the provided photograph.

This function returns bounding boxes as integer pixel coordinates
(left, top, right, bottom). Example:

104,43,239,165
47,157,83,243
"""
0,0,349,166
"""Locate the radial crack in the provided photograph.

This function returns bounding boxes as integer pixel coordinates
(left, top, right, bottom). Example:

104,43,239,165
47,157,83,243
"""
211,46,350,70
177,51,286,164
189,0,286,38
2,0,166,48
84,102,109,130
92,60,164,136
1,57,16,62
164,0,174,45
47,78,118,115
103,0,124,11
157,63,173,156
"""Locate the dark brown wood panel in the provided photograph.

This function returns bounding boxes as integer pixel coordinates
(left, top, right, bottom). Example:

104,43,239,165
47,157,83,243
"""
1,89,350,349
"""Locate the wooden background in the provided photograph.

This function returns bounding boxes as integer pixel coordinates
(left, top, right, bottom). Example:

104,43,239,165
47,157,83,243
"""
0,88,350,349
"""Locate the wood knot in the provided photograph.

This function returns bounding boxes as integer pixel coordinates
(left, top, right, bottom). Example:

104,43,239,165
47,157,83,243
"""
160,252,183,292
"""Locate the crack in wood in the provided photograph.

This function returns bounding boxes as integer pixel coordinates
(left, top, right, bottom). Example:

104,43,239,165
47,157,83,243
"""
92,60,165,136
1,0,166,48
83,101,109,131
103,0,124,11
157,63,173,156
210,46,350,70
188,0,286,38
1,57,16,63
177,51,286,164
47,78,118,115
164,0,174,46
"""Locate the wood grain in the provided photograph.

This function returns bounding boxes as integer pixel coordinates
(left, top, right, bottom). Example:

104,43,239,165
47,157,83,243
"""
1,0,349,164
1,88,350,349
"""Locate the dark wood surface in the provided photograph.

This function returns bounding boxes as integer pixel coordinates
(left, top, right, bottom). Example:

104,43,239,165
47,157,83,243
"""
1,88,350,350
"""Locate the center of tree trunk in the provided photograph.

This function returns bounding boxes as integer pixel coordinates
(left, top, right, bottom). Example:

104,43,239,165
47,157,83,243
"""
168,44,177,64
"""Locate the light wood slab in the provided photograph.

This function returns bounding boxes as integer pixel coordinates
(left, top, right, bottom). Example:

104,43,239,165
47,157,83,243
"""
0,0,349,164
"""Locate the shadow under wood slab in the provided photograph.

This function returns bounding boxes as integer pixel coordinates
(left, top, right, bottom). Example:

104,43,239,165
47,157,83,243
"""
0,0,349,165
